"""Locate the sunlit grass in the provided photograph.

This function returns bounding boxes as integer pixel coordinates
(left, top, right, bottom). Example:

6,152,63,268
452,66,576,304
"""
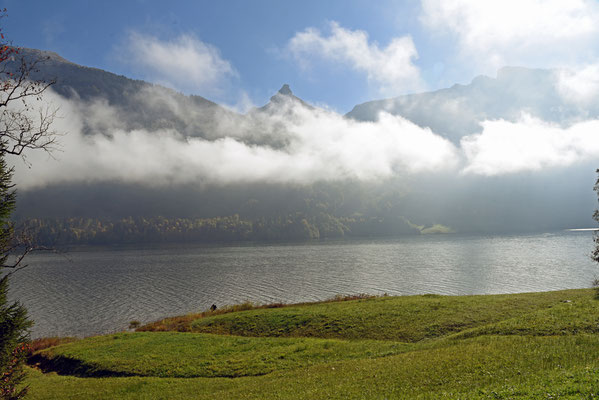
25,288,599,399
188,289,592,341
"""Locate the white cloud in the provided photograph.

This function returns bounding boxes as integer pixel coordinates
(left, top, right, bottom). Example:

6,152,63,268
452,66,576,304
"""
461,114,599,175
287,21,423,95
12,89,599,188
420,0,599,71
124,32,237,95
11,90,459,189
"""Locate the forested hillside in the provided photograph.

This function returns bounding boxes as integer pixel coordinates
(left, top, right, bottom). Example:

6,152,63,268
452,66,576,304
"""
18,213,421,246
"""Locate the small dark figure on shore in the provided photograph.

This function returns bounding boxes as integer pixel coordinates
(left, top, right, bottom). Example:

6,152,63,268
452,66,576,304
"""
210,304,217,312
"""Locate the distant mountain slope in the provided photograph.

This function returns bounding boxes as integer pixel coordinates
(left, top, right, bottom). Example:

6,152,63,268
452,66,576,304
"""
346,67,595,143
12,48,240,138
13,49,321,147
16,48,152,102
16,50,595,146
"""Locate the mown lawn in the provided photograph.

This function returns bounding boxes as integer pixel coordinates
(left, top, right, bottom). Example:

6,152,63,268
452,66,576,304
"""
25,289,599,399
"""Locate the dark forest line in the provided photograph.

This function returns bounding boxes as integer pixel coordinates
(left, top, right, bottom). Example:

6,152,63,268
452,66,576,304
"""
16,213,427,246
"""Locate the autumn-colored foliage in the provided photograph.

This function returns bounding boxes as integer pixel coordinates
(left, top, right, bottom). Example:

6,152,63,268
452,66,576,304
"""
0,343,29,400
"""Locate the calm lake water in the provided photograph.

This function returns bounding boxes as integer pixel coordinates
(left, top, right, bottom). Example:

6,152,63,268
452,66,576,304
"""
5,230,598,338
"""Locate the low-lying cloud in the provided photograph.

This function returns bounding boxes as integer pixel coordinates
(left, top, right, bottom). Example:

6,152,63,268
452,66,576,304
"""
462,114,599,175
11,90,458,189
9,89,599,190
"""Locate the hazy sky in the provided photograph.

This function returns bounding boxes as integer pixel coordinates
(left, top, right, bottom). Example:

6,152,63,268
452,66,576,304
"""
6,0,599,111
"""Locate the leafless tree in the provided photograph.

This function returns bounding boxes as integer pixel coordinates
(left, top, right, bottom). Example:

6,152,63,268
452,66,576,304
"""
0,8,59,271
0,15,58,163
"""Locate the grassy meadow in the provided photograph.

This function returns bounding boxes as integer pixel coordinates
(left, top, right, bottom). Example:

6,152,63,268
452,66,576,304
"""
24,289,599,399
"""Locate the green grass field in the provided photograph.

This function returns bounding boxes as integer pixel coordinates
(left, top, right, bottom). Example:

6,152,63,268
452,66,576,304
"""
24,289,599,399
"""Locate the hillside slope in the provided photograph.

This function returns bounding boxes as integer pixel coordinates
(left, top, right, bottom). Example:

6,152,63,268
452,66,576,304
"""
26,289,599,399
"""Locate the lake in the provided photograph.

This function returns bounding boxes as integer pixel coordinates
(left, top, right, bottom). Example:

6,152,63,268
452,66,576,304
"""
5,230,598,338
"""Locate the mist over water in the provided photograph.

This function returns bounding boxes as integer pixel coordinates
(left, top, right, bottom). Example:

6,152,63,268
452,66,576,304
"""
7,230,596,339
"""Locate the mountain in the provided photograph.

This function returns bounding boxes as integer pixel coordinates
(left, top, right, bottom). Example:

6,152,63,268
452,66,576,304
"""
347,66,594,143
6,48,596,236
16,49,595,146
12,48,241,139
257,84,314,113
13,49,322,149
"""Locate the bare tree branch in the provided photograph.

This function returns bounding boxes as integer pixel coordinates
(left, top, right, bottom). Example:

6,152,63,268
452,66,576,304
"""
0,10,60,275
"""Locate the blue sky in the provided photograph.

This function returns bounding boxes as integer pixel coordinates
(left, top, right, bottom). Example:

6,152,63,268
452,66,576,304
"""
4,0,599,111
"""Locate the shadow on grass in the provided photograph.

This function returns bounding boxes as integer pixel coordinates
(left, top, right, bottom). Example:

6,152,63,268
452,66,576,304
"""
28,353,134,378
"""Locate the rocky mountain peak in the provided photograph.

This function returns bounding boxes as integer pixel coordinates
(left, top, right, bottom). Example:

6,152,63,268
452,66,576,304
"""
278,84,292,95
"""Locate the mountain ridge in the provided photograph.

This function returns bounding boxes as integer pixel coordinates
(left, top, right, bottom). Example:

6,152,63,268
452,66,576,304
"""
15,47,592,146
346,66,591,143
